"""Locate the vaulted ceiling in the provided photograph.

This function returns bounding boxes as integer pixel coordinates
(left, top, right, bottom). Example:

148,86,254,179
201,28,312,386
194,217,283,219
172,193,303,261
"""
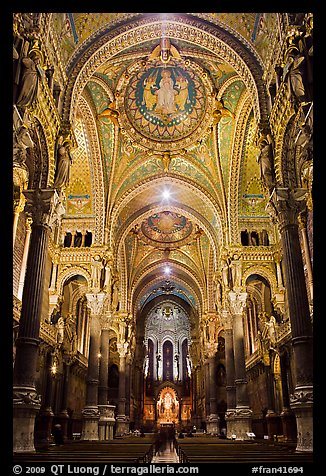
52,13,276,319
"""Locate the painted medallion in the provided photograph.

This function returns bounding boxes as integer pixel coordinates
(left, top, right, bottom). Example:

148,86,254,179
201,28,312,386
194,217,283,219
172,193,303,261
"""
141,211,193,244
125,65,206,143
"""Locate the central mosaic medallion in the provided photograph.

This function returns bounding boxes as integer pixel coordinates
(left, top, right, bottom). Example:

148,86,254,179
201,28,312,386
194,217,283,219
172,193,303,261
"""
121,59,211,150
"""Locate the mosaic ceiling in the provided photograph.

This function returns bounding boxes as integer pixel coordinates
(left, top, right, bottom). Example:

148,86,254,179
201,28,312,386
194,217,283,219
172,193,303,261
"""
55,13,273,315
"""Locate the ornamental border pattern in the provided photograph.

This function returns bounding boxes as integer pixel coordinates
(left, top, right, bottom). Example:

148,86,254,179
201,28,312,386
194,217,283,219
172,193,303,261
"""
62,16,266,126
78,96,105,244
228,94,253,244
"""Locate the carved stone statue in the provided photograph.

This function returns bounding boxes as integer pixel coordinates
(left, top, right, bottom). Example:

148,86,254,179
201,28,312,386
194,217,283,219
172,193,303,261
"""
13,125,34,167
111,277,120,311
53,136,73,190
91,255,104,291
282,32,309,106
56,316,65,344
16,52,43,110
266,316,277,345
257,131,275,191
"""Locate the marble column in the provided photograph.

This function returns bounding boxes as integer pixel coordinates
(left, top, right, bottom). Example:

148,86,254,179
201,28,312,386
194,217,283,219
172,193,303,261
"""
98,328,115,440
228,292,253,440
58,360,71,439
115,341,129,436
279,353,297,442
205,344,219,434
36,351,55,449
268,188,313,452
17,216,33,300
82,293,106,441
13,189,59,453
98,329,110,406
221,309,237,438
204,358,210,422
298,211,313,304
264,364,279,439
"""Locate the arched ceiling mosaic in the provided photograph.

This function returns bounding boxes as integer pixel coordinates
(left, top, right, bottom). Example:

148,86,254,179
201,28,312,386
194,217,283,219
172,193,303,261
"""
56,12,273,317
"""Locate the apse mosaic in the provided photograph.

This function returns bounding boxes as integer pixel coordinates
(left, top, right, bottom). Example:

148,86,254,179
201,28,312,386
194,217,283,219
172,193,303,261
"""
124,63,207,145
140,211,193,245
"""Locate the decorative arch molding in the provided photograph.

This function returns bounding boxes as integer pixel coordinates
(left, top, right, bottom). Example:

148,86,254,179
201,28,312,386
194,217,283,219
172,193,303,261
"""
155,383,180,401
115,202,219,268
242,265,278,298
278,116,300,189
132,267,202,317
110,173,224,248
77,95,105,244
228,93,253,244
26,118,52,190
112,150,220,207
62,14,267,125
56,266,91,296
89,73,115,103
135,288,193,322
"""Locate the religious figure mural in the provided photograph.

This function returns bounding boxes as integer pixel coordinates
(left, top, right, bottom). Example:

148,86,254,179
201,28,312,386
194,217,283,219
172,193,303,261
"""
125,63,206,143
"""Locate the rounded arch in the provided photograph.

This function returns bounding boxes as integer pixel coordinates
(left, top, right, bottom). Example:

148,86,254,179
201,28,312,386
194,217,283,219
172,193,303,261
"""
56,266,91,295
111,174,224,255
62,14,267,126
77,95,106,244
131,260,204,316
229,93,255,244
242,265,278,297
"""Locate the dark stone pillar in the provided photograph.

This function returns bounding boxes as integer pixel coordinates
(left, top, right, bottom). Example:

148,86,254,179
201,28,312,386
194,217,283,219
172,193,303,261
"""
82,293,106,440
115,340,129,436
228,292,253,439
221,310,237,438
36,351,54,449
280,353,297,442
268,188,313,452
265,364,279,440
13,189,58,453
58,361,71,439
205,345,219,434
98,329,110,405
98,328,113,441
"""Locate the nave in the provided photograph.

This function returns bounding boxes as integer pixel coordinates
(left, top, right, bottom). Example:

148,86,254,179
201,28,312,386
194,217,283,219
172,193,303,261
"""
12,12,314,461
12,435,313,465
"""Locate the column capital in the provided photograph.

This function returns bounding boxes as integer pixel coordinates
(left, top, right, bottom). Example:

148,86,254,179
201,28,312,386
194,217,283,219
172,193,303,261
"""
220,309,233,330
85,292,107,316
228,291,248,316
204,342,217,359
266,187,307,232
23,188,64,228
117,342,129,358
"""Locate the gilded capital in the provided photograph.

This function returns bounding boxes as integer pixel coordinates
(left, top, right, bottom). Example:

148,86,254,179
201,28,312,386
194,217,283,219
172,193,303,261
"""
23,188,59,227
220,309,233,330
228,291,247,315
267,187,307,233
85,292,107,316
